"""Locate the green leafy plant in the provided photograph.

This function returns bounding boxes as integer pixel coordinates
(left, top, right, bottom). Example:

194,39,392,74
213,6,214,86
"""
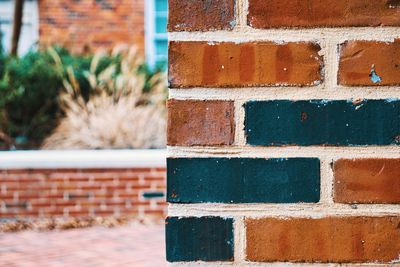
0,49,63,149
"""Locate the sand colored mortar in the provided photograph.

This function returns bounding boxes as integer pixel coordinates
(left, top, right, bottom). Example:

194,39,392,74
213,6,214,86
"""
167,0,400,265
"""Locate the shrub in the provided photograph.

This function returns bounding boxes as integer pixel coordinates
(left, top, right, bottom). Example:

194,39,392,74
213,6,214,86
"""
0,50,63,149
0,45,162,150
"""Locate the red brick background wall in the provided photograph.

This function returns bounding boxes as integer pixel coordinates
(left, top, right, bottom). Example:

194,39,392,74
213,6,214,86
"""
38,0,145,53
0,168,166,219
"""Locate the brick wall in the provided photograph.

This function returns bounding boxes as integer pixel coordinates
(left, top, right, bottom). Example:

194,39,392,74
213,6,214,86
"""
0,168,166,219
38,0,145,53
167,0,400,265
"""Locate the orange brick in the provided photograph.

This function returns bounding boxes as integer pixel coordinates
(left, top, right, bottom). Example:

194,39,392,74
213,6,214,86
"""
333,158,400,204
339,40,400,86
246,217,400,263
169,41,323,88
248,0,400,28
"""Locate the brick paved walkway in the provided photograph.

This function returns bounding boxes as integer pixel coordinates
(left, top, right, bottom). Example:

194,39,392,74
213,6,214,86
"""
0,223,166,267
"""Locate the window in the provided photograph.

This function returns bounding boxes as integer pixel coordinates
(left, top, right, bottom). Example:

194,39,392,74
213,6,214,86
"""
145,0,168,69
0,0,39,54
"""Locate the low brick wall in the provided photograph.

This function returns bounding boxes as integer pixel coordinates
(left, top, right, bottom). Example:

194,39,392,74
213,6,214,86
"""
0,150,166,220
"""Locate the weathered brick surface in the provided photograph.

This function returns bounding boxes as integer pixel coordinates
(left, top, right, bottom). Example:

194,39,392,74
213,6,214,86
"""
245,100,400,146
248,0,400,28
169,42,323,88
167,158,320,203
167,100,235,146
168,0,400,265
38,0,144,53
339,40,400,86
333,158,400,204
0,168,166,219
246,216,400,263
168,0,235,32
166,217,234,262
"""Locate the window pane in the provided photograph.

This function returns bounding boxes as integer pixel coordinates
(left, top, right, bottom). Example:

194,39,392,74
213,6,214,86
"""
155,56,167,69
0,0,38,54
155,15,167,34
155,0,167,12
155,40,167,56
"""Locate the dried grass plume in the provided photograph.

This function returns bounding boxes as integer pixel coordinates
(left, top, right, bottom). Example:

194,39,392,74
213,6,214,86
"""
43,46,167,149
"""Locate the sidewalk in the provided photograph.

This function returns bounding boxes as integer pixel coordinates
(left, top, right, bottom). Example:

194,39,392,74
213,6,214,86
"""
0,223,166,267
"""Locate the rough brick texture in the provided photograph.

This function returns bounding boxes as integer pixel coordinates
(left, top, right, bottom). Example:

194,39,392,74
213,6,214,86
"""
248,0,400,28
245,100,400,146
333,158,400,204
246,217,400,263
169,41,323,88
168,0,400,265
0,168,166,219
339,40,400,86
168,0,235,31
167,100,235,146
168,158,320,203
38,0,144,53
166,217,234,262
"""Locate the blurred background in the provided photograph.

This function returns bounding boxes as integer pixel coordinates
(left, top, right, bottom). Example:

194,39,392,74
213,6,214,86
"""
0,0,168,266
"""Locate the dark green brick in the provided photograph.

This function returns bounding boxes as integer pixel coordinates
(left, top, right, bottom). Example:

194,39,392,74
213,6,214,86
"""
245,99,400,146
142,191,164,199
166,217,234,262
167,158,320,203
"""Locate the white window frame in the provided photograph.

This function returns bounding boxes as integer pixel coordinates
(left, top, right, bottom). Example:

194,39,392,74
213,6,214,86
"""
145,0,168,69
0,0,39,54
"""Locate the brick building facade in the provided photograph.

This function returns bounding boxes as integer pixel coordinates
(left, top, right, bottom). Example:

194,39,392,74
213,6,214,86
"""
38,0,145,53
0,0,167,66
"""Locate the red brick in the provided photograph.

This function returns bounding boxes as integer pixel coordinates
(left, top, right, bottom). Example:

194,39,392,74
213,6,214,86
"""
118,192,140,199
248,0,400,28
339,40,400,86
54,200,78,208
0,211,40,217
30,200,54,208
168,0,235,32
167,100,235,146
144,209,165,217
43,210,65,216
169,42,323,88
119,207,139,214
68,210,91,217
92,209,115,216
246,217,400,263
130,201,151,206
333,158,400,204
79,184,103,191
0,193,15,200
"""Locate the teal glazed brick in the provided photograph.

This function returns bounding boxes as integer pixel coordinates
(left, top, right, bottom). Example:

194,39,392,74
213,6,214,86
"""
166,217,234,262
142,191,164,199
167,158,320,203
245,99,400,146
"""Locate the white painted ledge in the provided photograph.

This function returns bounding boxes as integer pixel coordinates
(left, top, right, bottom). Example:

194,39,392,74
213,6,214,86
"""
0,149,167,169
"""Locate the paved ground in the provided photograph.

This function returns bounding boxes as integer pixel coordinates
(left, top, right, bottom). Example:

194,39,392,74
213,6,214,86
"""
0,223,166,267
